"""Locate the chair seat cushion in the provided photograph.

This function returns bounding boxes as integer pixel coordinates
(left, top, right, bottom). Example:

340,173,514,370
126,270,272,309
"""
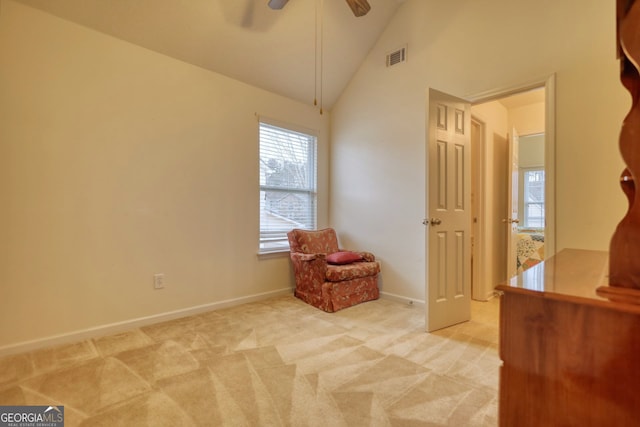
326,261,380,282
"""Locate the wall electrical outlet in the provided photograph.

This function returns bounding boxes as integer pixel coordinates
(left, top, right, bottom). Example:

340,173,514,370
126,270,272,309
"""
153,273,165,289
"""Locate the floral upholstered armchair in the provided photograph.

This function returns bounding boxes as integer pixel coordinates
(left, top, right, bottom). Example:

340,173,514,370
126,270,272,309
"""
287,228,380,312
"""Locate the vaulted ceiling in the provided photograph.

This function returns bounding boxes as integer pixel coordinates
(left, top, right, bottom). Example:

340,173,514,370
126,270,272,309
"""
15,0,405,110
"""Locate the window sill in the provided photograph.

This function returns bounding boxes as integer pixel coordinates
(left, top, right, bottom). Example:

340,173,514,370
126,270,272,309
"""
257,249,290,259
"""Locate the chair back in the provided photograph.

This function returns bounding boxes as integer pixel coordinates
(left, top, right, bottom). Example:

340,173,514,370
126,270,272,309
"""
288,228,340,254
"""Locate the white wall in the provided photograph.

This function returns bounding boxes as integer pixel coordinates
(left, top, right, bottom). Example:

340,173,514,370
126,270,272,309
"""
331,0,628,302
0,0,330,351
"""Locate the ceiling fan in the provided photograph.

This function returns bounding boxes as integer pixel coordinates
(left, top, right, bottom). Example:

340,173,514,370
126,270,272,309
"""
267,0,371,17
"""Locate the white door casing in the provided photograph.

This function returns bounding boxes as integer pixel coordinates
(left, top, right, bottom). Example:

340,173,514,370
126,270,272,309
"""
467,74,556,269
426,89,472,332
506,128,519,278
470,119,485,301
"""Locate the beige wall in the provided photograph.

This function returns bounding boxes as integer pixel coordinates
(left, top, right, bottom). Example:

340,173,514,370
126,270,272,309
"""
471,102,509,298
331,0,628,301
470,99,544,296
0,0,330,351
509,102,545,137
1,0,630,349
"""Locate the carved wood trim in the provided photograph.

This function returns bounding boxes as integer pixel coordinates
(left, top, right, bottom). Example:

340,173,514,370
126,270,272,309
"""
601,0,640,302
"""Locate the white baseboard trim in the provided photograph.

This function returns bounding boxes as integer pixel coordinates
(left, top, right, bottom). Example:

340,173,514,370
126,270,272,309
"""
380,291,426,309
0,287,294,357
472,289,501,302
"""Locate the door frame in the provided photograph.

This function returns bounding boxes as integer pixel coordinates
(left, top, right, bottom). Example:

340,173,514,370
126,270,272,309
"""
507,127,520,279
467,74,556,297
470,117,487,301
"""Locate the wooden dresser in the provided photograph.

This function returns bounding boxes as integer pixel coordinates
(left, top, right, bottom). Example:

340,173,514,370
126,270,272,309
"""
496,249,640,426
495,1,640,425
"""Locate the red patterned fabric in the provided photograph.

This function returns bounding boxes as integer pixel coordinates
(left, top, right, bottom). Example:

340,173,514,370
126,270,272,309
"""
325,262,380,281
288,228,340,254
287,228,380,312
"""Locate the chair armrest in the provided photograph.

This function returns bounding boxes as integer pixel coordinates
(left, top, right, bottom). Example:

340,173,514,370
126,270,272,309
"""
337,248,375,262
292,253,321,262
358,251,376,262
338,249,376,262
289,252,328,294
291,252,327,285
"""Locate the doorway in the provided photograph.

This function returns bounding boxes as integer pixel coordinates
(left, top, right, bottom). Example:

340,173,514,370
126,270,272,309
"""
467,76,555,300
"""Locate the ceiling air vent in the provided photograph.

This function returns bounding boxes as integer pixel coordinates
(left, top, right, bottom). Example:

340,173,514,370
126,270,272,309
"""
386,46,407,67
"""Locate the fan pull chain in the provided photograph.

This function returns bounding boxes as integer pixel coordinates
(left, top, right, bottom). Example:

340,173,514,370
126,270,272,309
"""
313,0,324,114
313,0,318,107
319,0,324,114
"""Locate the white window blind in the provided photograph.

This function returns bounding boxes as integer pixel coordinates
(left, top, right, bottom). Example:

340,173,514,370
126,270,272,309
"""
259,121,317,253
522,169,545,228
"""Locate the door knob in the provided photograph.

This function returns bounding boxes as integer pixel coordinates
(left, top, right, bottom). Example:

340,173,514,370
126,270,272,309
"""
502,218,520,224
423,218,442,226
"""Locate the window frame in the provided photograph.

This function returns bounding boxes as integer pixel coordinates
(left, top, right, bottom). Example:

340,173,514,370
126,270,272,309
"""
258,118,318,254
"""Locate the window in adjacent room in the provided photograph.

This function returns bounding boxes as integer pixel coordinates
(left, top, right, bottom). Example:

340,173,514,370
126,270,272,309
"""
259,120,317,253
522,168,545,228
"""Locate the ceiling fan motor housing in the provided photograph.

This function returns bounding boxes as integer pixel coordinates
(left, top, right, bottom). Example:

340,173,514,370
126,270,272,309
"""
267,0,371,17
267,0,289,10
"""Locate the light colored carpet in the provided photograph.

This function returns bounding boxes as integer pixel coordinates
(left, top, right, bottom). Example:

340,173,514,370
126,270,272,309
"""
0,295,500,426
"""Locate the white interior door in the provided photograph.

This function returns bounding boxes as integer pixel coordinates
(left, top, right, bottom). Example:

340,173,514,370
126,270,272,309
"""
426,89,471,332
506,128,519,278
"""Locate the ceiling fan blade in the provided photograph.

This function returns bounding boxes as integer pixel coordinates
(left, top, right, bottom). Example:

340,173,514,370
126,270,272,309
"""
345,0,371,17
268,0,289,10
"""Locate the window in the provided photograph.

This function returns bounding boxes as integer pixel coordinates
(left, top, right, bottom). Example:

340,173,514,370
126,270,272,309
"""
522,169,545,228
259,121,317,253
